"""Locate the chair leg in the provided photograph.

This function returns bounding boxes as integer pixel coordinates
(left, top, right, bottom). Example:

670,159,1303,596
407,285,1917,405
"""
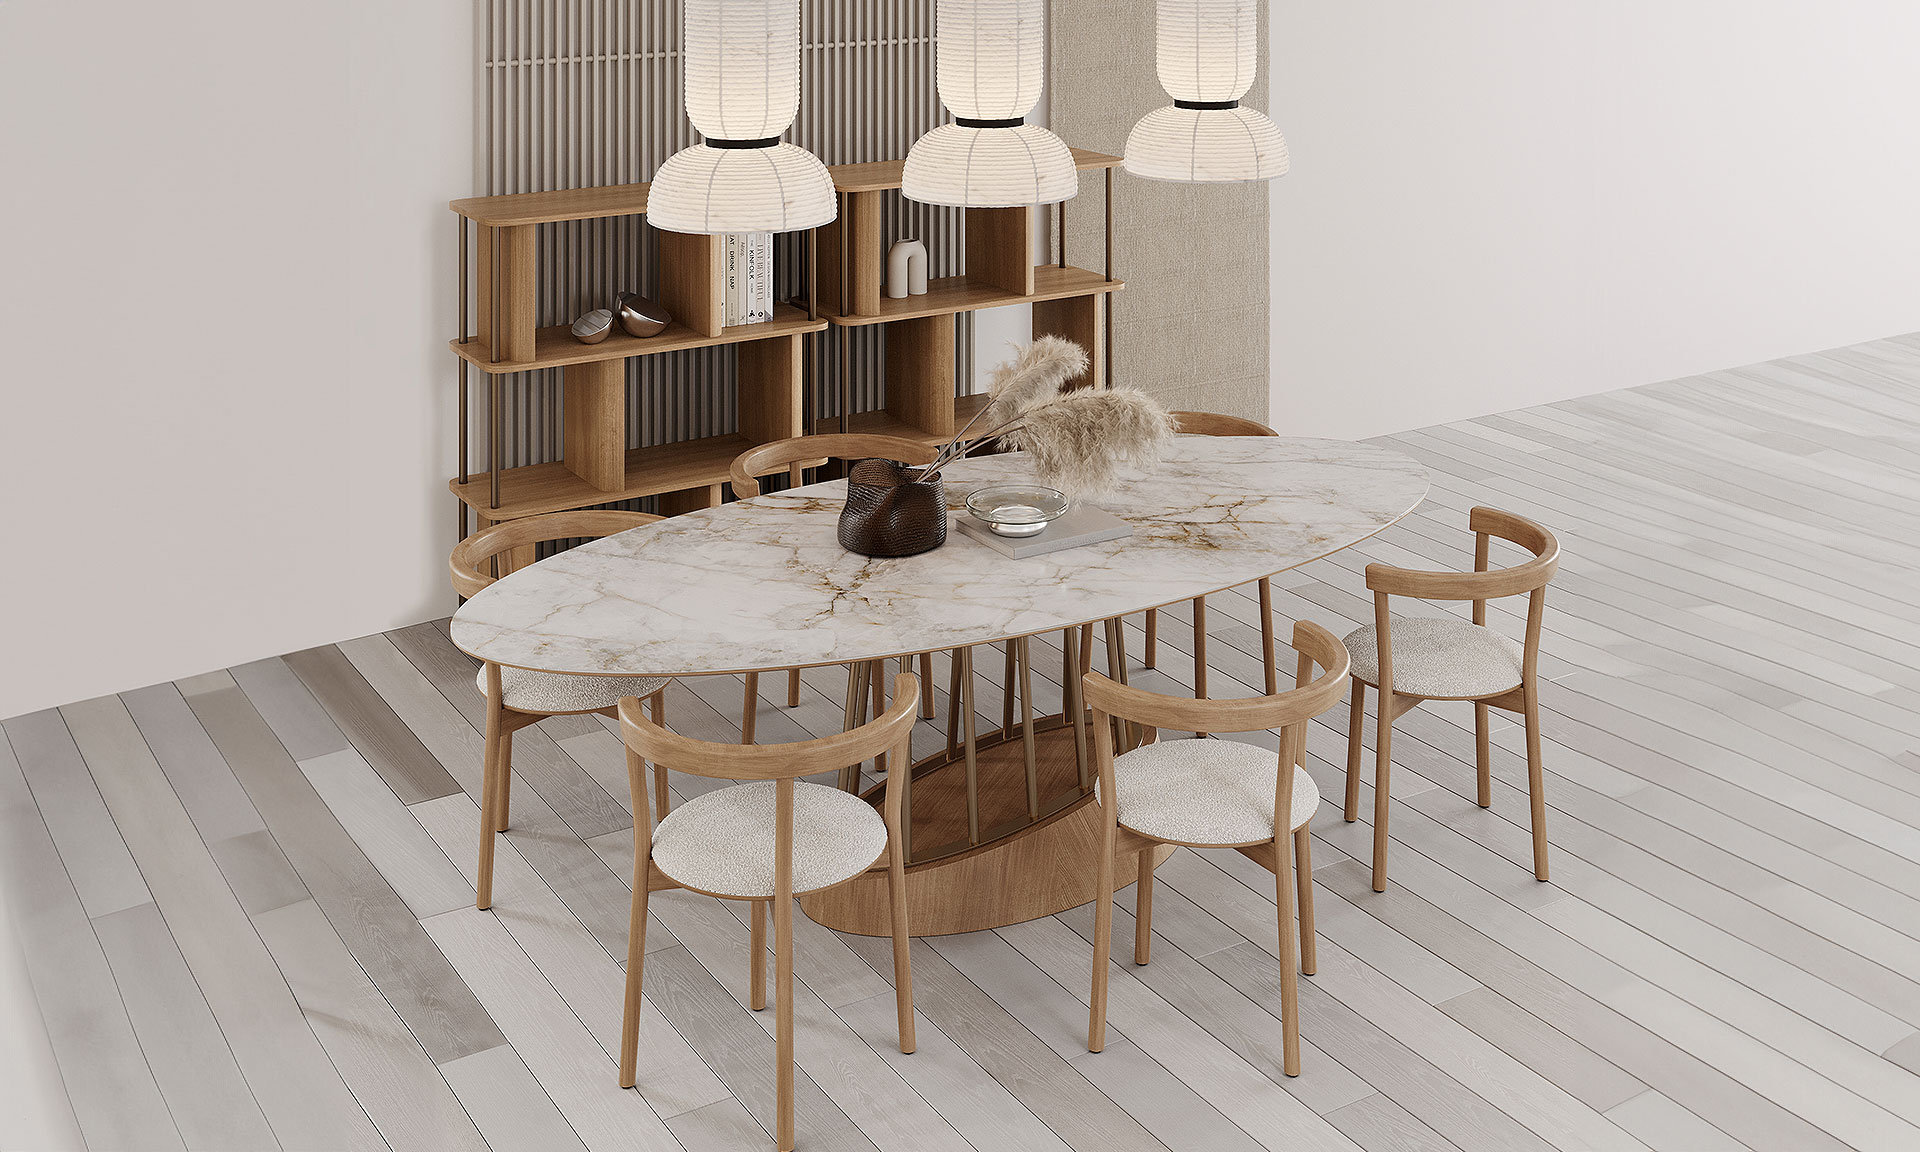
619,838,651,1087
1524,685,1550,882
1192,596,1208,737
787,668,801,708
1275,826,1302,1077
750,900,767,1011
1257,577,1278,696
918,652,934,718
1372,695,1396,893
887,848,916,1053
649,692,670,818
476,699,503,911
775,892,796,1152
1474,701,1492,808
1089,815,1117,1052
742,672,759,744
494,727,515,833
1133,848,1154,966
1144,608,1158,668
1295,827,1317,976
1343,681,1365,822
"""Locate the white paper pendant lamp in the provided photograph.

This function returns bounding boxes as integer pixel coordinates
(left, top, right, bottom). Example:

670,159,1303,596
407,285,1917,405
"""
648,0,836,234
903,0,1078,208
1124,0,1289,184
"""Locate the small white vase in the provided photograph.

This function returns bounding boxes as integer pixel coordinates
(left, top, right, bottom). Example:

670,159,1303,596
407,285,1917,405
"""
887,239,929,298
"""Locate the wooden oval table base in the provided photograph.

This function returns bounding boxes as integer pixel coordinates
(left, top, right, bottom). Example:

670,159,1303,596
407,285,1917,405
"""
798,716,1174,936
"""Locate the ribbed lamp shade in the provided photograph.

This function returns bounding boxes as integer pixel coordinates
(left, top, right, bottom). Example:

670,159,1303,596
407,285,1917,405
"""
648,0,836,234
903,0,1077,207
1124,0,1289,184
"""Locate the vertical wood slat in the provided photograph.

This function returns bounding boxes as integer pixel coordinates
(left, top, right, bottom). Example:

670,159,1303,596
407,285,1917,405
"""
480,0,943,483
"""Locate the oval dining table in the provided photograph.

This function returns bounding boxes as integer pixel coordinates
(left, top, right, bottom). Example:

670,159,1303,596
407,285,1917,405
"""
452,435,1429,935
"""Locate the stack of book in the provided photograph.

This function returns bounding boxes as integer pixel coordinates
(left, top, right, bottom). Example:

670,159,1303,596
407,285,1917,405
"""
724,233,774,326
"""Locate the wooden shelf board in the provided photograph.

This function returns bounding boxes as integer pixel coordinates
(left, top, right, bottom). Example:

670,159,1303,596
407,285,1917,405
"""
829,148,1123,194
451,182,651,228
450,433,753,519
824,265,1121,327
453,303,826,374
812,393,990,446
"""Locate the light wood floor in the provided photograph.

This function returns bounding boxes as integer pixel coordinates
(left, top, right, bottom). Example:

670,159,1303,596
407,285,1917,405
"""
6,333,1920,1151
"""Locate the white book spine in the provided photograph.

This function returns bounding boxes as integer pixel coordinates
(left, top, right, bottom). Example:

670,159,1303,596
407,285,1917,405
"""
724,234,741,327
755,233,774,322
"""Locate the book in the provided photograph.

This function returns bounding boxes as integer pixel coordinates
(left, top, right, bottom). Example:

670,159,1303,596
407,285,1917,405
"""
724,234,741,327
950,504,1134,559
723,233,774,326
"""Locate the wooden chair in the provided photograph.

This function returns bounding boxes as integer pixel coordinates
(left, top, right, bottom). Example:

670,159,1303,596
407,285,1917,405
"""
729,434,942,730
1083,620,1350,1077
1146,412,1284,733
450,510,673,911
616,676,919,1152
1341,506,1560,891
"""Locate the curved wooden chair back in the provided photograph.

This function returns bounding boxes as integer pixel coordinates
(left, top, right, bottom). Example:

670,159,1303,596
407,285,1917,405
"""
449,510,662,598
729,434,938,499
1362,506,1559,695
1083,621,1349,744
1171,411,1279,438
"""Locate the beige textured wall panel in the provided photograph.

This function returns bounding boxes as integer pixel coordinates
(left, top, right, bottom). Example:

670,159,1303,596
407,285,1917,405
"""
1049,0,1270,421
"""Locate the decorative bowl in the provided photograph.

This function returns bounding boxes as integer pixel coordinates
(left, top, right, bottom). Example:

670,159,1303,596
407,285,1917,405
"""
965,484,1070,537
615,292,671,338
570,309,613,344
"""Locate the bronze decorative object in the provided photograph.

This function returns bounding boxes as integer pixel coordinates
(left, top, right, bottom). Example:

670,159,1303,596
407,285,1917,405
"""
615,292,671,338
838,459,947,557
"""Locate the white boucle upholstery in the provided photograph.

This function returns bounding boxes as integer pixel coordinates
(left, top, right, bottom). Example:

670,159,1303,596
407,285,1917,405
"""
1343,617,1524,699
1099,738,1319,847
477,666,670,715
650,781,889,899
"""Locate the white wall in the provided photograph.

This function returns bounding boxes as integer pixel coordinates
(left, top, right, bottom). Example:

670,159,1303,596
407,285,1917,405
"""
1269,1,1920,439
0,0,471,718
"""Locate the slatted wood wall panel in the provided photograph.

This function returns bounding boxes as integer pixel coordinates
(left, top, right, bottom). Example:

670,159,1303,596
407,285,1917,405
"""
478,0,969,480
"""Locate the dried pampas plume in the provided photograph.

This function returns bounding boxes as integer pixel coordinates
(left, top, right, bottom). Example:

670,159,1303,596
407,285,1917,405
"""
998,390,1177,497
926,338,1174,497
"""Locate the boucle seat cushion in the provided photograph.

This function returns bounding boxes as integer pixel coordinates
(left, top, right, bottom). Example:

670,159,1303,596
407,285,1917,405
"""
477,666,670,715
650,781,888,899
1100,738,1319,847
1343,617,1524,699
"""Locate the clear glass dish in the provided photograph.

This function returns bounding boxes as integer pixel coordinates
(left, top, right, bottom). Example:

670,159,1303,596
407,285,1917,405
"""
965,483,1071,537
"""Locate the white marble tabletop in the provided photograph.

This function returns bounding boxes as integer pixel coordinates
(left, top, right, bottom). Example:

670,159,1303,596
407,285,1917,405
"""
450,436,1429,677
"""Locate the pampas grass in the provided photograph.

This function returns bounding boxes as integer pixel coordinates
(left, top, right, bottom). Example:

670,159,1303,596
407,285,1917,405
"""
927,338,1175,496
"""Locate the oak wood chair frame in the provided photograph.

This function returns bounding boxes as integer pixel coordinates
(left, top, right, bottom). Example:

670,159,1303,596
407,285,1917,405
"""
617,676,920,1152
729,433,943,732
1145,412,1284,734
1343,506,1560,892
451,509,672,910
1084,620,1351,1078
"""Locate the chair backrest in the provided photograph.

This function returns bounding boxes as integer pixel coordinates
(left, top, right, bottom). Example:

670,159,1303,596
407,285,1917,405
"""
1084,621,1349,842
1361,505,1559,690
449,509,661,598
729,434,939,499
618,675,919,880
1170,411,1278,438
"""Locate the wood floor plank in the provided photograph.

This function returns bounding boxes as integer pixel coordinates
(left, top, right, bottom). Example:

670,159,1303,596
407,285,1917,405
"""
296,747,471,918
439,1043,590,1152
0,724,183,1152
6,709,151,920
178,674,508,1066
91,901,279,1151
65,692,387,1151
1602,1090,1749,1152
419,903,683,1152
255,899,489,1152
1323,1092,1462,1152
275,647,461,804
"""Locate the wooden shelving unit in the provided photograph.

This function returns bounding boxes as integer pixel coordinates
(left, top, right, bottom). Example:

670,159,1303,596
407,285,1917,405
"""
447,181,826,563
817,148,1125,443
445,144,1122,561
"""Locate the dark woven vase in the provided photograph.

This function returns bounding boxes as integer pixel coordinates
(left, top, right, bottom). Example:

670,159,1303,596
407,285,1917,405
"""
838,458,947,557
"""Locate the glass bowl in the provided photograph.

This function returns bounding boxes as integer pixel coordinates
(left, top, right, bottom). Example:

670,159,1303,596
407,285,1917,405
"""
965,484,1070,537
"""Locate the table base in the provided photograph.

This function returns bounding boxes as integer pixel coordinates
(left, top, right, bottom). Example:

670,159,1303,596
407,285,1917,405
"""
798,718,1173,936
